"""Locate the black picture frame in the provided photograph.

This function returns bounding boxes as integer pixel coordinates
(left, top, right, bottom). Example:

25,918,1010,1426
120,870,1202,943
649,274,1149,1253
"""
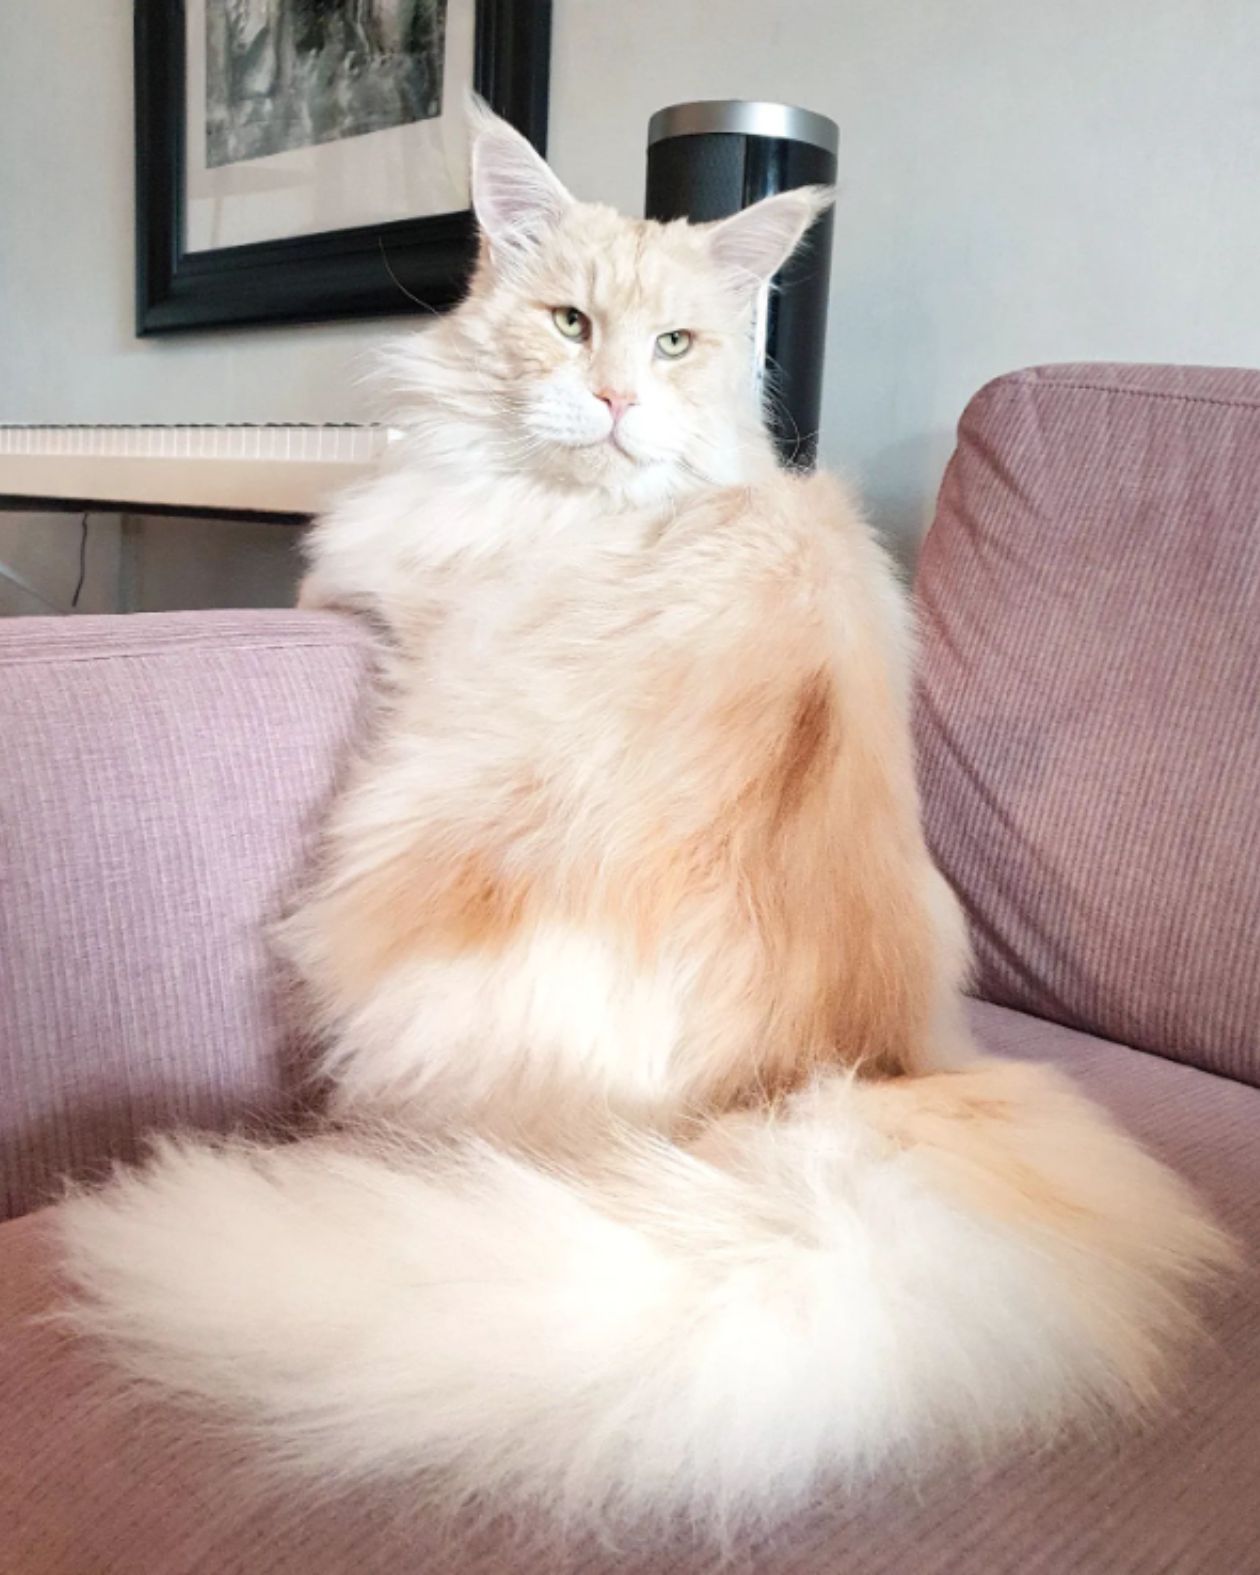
134,1,552,335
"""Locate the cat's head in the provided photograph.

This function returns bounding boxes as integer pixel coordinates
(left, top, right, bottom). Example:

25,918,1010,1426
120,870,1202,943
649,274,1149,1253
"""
400,108,832,505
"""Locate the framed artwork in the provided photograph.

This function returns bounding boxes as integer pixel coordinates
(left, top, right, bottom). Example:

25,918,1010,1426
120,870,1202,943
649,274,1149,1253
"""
134,1,552,334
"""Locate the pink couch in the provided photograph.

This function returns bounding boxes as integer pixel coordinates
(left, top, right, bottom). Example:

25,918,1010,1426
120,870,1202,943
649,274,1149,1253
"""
2,364,1258,1572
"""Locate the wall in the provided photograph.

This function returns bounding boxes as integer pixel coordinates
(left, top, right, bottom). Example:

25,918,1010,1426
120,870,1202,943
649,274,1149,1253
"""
548,0,1260,546
0,511,303,614
2,0,1259,576
0,513,121,616
124,515,303,610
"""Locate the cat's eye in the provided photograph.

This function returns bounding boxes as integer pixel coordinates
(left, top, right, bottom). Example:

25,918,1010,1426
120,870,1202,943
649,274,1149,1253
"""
552,306,591,342
655,330,693,360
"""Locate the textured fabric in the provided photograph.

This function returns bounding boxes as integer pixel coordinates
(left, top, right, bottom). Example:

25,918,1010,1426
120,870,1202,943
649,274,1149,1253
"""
914,363,1260,1084
0,1001,1256,1575
0,611,376,1221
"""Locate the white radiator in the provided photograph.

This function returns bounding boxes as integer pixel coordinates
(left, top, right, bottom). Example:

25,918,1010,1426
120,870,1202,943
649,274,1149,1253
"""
0,424,396,518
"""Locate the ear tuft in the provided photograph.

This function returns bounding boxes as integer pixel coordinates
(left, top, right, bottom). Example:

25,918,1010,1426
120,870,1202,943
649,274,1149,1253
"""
468,96,573,259
708,186,835,294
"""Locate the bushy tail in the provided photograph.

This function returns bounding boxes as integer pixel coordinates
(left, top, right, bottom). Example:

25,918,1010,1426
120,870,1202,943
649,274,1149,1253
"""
57,1058,1231,1536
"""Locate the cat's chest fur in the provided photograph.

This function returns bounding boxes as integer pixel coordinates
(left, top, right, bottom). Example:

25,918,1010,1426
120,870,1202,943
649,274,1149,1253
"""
350,469,763,722
307,464,678,659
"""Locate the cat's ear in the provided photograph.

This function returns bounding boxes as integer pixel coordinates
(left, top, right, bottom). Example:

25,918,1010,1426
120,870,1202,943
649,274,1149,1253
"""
468,98,573,260
707,186,834,294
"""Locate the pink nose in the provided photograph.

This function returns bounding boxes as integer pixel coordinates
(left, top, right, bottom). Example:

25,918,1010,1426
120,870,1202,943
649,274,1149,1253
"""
595,390,637,426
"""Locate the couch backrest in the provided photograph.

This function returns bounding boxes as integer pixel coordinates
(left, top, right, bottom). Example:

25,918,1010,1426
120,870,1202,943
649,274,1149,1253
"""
914,364,1260,1084
5,409,1257,1220
0,611,375,1219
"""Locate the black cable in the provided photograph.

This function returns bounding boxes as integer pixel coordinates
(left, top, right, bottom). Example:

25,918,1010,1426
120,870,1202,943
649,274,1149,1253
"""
71,512,88,609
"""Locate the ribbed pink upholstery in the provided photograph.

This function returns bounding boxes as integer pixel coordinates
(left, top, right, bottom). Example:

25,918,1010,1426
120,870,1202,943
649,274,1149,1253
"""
914,364,1260,1083
2,1003,1257,1574
0,611,376,1219
2,365,1259,1570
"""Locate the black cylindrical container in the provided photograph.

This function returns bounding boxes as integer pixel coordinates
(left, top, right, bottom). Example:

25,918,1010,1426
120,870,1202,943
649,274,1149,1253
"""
645,101,838,468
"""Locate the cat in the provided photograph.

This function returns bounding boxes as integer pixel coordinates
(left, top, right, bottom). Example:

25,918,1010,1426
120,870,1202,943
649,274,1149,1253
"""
57,106,1232,1540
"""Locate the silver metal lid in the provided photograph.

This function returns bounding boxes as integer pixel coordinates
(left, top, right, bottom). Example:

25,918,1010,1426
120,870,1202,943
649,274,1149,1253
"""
647,100,839,156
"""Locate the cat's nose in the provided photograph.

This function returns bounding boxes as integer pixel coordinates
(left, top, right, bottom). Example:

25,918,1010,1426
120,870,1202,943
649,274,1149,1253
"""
594,390,637,426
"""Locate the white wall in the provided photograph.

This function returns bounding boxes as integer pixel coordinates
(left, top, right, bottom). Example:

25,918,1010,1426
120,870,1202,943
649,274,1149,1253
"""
549,0,1260,546
3,0,1259,559
0,2,393,429
0,513,121,615
124,515,303,610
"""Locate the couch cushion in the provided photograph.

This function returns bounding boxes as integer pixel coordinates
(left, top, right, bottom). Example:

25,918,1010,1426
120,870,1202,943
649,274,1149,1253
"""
0,611,376,1221
1,1001,1255,1574
914,364,1260,1084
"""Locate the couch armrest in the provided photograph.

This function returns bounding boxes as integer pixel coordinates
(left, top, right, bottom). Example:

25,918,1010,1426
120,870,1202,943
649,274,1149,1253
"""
912,364,1260,1085
0,610,375,1219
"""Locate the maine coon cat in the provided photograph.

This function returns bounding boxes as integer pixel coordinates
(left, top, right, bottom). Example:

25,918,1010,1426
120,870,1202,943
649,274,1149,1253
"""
57,108,1231,1538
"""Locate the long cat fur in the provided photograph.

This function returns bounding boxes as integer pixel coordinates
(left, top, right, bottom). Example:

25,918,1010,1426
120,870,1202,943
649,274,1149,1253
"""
57,107,1232,1538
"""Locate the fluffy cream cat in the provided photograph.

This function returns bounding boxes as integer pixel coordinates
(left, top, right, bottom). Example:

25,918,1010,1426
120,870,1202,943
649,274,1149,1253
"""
58,109,1231,1539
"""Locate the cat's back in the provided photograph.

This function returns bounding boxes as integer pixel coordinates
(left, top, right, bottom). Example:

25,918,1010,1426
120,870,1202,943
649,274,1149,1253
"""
649,465,904,646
